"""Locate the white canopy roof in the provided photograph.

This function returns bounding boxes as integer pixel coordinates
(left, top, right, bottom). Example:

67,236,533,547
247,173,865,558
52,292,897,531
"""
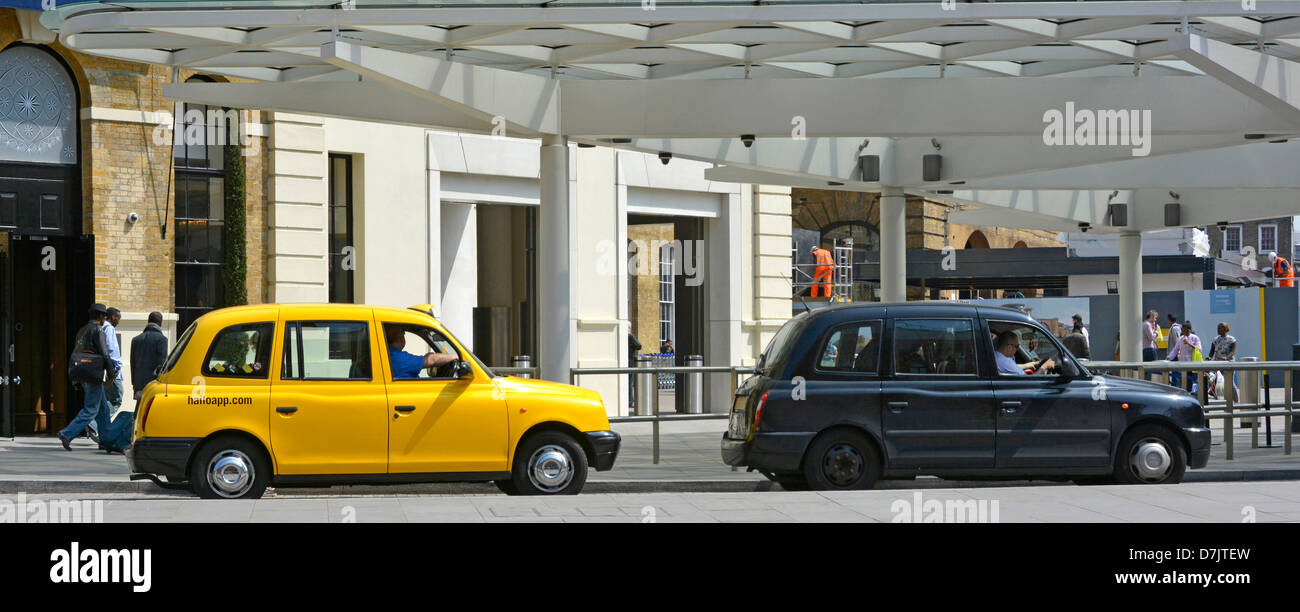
45,0,1300,232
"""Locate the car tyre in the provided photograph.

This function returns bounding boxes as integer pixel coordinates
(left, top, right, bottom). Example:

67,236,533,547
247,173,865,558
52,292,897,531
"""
510,431,588,495
802,429,881,491
189,436,271,500
1113,424,1187,485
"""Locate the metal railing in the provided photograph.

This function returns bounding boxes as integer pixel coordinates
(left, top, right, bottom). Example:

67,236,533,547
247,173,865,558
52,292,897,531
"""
1082,359,1297,460
570,364,758,464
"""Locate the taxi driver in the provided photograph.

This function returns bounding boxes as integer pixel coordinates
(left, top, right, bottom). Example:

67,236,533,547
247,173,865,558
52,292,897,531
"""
386,327,458,379
995,330,1055,375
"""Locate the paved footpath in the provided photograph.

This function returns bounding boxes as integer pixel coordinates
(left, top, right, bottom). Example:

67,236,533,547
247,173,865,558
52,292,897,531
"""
7,480,1299,522
3,417,1298,495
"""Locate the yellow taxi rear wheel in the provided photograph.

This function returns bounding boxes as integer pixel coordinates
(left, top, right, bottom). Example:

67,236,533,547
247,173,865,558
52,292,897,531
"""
189,436,271,500
510,431,588,495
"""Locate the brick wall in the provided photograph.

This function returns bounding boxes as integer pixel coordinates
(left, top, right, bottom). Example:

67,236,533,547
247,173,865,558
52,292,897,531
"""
2,10,270,312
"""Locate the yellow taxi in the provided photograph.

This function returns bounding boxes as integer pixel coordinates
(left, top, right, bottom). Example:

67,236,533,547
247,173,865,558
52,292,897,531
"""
126,304,620,498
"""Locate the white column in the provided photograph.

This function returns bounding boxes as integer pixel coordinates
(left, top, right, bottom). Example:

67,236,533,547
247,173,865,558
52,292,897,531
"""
539,135,573,382
708,192,744,413
266,112,328,302
425,149,442,308
440,201,478,350
1119,231,1144,362
750,185,793,360
879,186,907,302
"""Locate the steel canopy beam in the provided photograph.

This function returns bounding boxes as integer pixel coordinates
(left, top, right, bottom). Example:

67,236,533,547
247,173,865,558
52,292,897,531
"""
956,140,1300,189
320,40,559,135
947,187,1300,233
556,76,1294,138
161,81,510,135
1169,30,1300,125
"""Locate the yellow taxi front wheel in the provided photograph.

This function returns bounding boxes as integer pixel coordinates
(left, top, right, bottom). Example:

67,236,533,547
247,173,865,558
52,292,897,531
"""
507,432,589,495
189,436,272,500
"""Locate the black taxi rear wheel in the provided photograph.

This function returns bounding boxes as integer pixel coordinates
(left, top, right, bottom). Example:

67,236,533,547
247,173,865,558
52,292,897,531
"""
509,431,588,495
802,429,881,491
1113,424,1187,485
189,436,271,500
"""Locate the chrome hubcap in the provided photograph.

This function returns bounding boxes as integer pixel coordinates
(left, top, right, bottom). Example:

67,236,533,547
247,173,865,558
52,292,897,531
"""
1130,438,1172,482
208,450,255,498
528,445,574,493
823,443,863,487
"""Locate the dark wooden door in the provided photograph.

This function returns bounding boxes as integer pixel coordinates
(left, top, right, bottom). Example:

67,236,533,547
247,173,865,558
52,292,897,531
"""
0,162,78,237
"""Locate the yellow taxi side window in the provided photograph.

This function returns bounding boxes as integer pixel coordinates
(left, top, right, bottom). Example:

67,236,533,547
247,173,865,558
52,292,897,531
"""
202,322,274,378
281,321,373,381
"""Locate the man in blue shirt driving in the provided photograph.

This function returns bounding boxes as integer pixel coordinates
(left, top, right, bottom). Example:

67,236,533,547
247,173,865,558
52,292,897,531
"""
386,327,459,379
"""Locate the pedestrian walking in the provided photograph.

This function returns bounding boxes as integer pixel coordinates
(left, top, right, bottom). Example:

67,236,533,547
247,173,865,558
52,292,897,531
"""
1166,314,1182,387
628,332,642,409
1209,322,1238,396
1071,313,1090,350
1176,321,1203,393
130,311,169,400
102,307,125,413
1063,321,1090,360
58,304,116,451
1142,310,1159,379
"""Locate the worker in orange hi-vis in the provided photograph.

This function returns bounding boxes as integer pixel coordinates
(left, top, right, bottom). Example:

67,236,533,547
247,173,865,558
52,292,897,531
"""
810,245,835,297
1269,251,1294,287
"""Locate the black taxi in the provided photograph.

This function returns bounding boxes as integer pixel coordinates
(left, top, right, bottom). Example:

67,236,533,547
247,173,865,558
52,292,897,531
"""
722,302,1210,490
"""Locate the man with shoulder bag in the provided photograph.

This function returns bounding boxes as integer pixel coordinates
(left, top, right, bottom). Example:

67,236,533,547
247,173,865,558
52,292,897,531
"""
58,304,117,451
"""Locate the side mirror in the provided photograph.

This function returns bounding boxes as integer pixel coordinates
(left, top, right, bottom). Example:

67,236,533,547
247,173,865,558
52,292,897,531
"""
456,360,473,378
1061,361,1082,379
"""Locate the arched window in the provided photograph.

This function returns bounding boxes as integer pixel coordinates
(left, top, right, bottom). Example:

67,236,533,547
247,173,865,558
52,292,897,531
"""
964,230,990,249
0,45,77,165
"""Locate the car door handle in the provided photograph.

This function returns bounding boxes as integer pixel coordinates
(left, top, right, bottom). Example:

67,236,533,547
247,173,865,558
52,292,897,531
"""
1001,401,1022,413
276,406,298,415
395,405,416,413
886,401,908,412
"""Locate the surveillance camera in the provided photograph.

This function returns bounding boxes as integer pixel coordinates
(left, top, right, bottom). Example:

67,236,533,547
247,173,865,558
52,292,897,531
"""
740,134,755,148
127,212,140,224
1078,222,1091,233
658,151,672,165
1217,221,1229,231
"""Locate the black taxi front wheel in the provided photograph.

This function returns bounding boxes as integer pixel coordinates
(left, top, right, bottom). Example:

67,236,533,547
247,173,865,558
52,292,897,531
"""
190,436,271,500
1113,424,1188,485
508,432,588,495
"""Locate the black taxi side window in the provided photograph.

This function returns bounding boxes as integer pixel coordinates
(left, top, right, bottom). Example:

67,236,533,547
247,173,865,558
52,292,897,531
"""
202,322,273,379
815,321,883,375
281,321,372,381
892,319,977,376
